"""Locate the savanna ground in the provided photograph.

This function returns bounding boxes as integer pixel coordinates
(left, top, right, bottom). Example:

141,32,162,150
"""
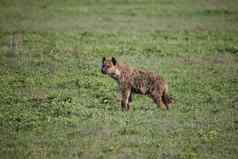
0,0,238,158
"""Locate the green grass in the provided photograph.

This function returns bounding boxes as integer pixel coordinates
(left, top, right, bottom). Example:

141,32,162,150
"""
0,0,238,159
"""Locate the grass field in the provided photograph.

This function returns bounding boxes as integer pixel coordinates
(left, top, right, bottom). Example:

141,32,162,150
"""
0,0,238,158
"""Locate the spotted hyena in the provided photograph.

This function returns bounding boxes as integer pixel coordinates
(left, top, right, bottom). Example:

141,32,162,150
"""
101,57,174,111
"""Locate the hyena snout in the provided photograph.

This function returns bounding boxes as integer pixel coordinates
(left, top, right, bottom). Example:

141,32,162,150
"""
101,68,106,74
101,69,106,74
101,64,107,74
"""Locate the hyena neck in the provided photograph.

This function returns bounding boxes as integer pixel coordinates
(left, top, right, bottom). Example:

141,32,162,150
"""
114,64,131,82
110,64,122,81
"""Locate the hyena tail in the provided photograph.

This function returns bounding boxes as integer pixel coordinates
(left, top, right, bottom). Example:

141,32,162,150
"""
162,83,175,109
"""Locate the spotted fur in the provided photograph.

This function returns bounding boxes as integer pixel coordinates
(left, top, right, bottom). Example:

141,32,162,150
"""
101,57,174,111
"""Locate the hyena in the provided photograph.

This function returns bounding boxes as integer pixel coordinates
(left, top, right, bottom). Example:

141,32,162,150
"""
101,57,174,111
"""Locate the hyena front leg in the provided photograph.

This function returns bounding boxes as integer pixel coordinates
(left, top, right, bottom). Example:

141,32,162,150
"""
121,87,132,111
151,91,167,109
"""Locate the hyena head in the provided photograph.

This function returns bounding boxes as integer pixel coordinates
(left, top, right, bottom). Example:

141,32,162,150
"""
101,57,121,78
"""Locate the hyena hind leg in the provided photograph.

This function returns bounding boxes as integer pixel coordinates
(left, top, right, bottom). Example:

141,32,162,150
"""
127,92,133,111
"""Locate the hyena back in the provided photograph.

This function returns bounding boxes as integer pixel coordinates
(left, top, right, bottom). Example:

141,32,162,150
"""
101,57,174,111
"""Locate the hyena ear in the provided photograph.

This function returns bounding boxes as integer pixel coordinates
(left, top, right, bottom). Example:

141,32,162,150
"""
102,57,106,63
112,57,117,65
